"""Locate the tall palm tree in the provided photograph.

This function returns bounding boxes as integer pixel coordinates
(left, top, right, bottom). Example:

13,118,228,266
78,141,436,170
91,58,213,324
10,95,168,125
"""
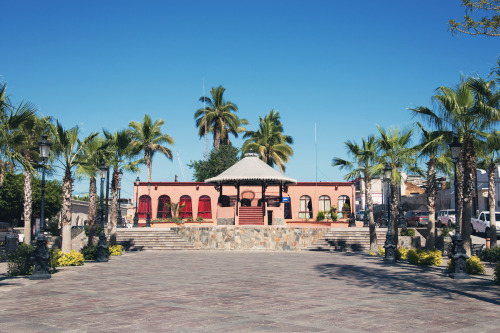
129,114,174,183
412,77,499,255
104,129,141,243
477,131,500,247
333,135,379,253
51,121,97,252
411,123,453,250
376,126,420,245
241,109,293,173
17,115,52,244
0,83,37,186
75,135,109,246
195,85,248,150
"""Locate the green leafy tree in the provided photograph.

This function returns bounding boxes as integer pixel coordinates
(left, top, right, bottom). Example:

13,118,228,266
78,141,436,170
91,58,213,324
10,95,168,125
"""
449,0,500,37
129,114,174,182
241,109,293,173
333,135,379,253
195,85,248,150
188,144,240,182
0,172,62,226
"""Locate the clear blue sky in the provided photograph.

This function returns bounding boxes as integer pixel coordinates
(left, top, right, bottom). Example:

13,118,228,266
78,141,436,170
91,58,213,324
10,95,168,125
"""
1,0,499,200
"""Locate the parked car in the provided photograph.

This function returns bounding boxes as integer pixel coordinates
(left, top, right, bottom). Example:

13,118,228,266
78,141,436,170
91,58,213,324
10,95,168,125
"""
437,209,456,227
0,222,20,244
356,210,366,221
405,211,429,227
471,211,500,236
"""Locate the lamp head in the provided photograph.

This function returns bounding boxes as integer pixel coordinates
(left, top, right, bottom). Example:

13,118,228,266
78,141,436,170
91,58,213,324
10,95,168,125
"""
384,163,392,181
99,161,108,179
135,176,140,186
38,134,52,159
449,136,461,160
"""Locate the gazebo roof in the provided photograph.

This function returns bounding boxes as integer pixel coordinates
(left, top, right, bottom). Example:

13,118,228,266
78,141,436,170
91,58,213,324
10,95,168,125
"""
205,153,297,186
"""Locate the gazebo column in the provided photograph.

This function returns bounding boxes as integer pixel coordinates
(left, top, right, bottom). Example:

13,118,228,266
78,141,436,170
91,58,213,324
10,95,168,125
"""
279,182,283,205
236,182,240,216
262,182,266,219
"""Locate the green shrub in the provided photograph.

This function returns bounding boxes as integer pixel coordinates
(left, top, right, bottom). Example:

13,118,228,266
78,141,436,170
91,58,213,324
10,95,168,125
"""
57,250,84,266
378,246,385,256
80,245,97,260
109,244,123,256
7,243,34,276
196,216,204,222
480,246,500,263
400,228,415,237
397,247,409,260
316,211,325,222
442,225,452,237
494,264,500,285
407,249,442,266
466,256,486,275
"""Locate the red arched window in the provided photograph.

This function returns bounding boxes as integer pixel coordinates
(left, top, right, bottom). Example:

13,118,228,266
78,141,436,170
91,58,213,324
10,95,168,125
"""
179,195,193,219
138,195,151,219
157,195,172,219
198,195,212,219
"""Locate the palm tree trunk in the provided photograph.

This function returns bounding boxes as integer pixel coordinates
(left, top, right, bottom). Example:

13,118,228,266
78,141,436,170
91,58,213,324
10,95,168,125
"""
61,171,73,253
425,159,437,250
461,137,475,257
87,176,97,246
109,168,118,245
0,160,4,187
365,175,378,253
214,125,221,150
145,150,152,182
390,182,398,246
488,163,497,247
23,168,33,244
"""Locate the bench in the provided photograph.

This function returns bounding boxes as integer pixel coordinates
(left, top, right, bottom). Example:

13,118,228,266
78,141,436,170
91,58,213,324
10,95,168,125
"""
471,244,484,257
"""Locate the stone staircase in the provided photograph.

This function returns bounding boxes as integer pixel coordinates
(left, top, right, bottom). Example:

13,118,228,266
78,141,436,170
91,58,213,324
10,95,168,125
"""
239,206,264,225
115,228,196,251
307,228,390,253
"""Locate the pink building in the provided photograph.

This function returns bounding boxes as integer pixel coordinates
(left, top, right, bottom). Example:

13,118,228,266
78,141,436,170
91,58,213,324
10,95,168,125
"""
133,154,355,227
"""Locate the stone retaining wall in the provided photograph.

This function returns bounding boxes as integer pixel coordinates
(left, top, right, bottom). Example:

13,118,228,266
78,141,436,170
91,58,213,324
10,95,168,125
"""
174,226,328,250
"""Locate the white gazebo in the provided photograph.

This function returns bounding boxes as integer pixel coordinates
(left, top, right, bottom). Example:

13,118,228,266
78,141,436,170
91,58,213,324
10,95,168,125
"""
205,153,297,223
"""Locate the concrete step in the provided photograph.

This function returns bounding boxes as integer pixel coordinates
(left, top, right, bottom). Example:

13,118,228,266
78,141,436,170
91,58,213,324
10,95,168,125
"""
116,228,196,251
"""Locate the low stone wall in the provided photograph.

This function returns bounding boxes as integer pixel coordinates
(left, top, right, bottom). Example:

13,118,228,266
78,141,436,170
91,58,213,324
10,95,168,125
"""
174,226,328,251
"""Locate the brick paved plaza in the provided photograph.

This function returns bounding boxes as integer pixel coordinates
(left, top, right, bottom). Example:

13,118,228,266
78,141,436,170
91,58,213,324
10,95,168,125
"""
1,251,500,332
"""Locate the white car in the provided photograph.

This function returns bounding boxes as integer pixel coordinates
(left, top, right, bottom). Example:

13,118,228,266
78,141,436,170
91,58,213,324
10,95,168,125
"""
471,211,500,236
437,209,456,227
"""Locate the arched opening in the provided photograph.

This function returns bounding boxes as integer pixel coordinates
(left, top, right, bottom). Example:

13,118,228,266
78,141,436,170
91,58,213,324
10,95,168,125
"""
138,195,151,219
157,195,172,219
179,195,193,219
198,195,212,219
319,195,331,218
338,195,351,214
240,198,251,207
299,195,312,219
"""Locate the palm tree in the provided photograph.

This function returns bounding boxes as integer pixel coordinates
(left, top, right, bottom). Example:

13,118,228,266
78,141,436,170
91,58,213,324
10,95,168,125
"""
241,109,293,173
412,77,499,255
376,126,420,245
104,129,140,243
76,135,109,246
0,83,37,186
411,122,453,250
195,85,248,150
51,121,97,252
129,114,174,183
17,115,52,244
477,131,500,247
333,135,379,253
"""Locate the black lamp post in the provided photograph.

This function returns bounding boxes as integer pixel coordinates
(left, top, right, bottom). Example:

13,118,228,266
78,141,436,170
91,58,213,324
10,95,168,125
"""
133,176,140,227
96,162,109,262
146,182,151,227
383,163,397,262
117,170,123,228
449,136,469,279
30,135,52,280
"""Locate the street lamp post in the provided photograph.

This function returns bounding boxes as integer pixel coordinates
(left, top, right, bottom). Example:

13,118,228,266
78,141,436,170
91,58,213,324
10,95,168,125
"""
117,170,123,228
146,182,151,227
449,136,469,279
30,135,52,280
133,176,140,227
96,162,109,262
383,163,397,263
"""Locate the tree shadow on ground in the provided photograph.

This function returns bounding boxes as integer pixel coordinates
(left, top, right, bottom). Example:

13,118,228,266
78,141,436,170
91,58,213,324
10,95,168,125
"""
314,254,500,306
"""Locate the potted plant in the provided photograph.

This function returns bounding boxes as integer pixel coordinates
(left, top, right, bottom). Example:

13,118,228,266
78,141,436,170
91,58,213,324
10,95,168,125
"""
342,203,350,218
329,206,338,222
316,210,325,222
